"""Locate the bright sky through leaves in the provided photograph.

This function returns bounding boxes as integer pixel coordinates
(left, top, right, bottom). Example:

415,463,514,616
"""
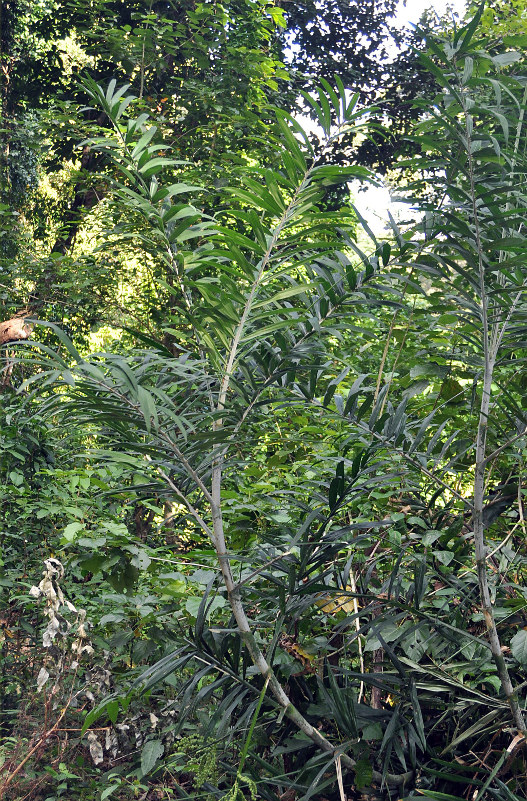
395,0,468,27
357,0,469,232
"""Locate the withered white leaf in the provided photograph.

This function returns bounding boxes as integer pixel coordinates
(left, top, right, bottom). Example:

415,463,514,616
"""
105,729,119,758
43,617,60,647
36,667,49,692
87,731,104,765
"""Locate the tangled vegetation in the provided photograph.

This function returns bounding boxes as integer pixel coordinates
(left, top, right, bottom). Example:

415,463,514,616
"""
2,2,527,800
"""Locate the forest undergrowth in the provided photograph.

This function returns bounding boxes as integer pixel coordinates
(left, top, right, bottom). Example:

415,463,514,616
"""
2,3,527,800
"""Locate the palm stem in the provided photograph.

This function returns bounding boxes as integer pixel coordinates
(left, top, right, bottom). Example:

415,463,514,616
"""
461,67,526,734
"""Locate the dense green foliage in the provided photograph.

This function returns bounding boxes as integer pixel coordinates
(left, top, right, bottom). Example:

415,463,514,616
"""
2,2,527,800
